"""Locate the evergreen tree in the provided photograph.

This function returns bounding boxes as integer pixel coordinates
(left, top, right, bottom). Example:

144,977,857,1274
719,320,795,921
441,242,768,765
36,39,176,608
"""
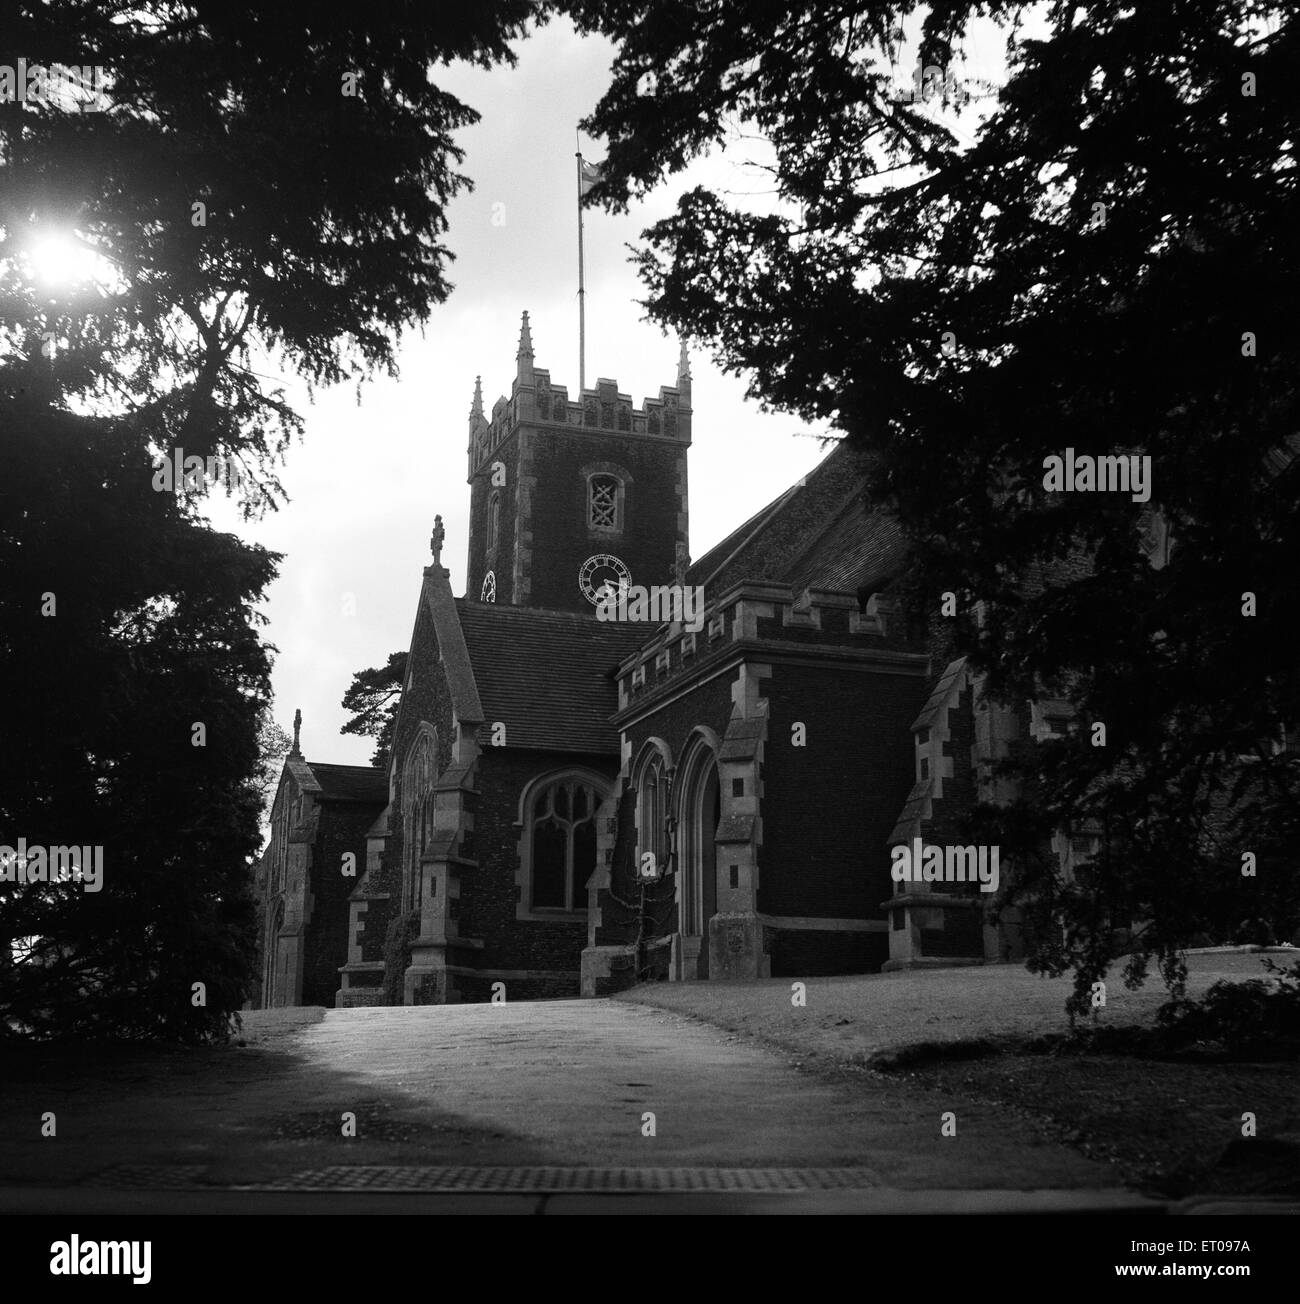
567,0,1300,1008
341,652,407,770
1,0,542,1038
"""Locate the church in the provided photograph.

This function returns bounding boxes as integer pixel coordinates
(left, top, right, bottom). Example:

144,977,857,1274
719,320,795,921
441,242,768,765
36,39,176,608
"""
253,313,1045,1008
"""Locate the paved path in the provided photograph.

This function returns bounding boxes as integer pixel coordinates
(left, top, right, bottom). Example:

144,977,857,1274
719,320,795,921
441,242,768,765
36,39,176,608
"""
236,999,1123,1190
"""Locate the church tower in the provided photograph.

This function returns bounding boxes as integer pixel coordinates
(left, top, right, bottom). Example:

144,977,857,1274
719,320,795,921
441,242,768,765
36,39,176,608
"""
466,313,691,614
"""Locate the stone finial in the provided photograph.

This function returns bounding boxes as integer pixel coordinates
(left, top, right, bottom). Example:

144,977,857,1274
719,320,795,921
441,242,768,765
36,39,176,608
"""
677,337,691,403
470,375,484,421
672,541,691,586
515,311,535,389
290,708,302,759
430,514,445,565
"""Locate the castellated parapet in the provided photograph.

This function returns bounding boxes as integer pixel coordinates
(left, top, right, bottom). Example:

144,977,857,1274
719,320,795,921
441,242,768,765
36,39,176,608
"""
467,312,692,480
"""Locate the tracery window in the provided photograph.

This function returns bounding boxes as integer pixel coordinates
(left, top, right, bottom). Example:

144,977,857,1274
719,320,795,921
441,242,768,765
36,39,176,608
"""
402,727,438,912
637,751,670,878
589,474,622,531
528,776,598,911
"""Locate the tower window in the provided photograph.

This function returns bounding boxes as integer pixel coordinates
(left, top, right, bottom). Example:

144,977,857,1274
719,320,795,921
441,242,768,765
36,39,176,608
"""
589,475,623,531
487,491,500,554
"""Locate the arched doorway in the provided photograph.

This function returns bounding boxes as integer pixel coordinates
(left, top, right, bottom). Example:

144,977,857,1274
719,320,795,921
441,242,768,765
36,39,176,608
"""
675,736,721,979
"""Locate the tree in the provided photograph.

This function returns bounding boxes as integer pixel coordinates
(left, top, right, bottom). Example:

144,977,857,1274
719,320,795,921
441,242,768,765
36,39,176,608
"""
341,652,408,770
0,408,276,1041
1,0,543,1039
568,0,1300,1011
2,0,544,507
255,714,294,815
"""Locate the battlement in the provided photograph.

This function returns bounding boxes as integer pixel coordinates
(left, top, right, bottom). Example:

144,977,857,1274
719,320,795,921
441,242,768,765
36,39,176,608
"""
611,582,921,717
467,313,692,478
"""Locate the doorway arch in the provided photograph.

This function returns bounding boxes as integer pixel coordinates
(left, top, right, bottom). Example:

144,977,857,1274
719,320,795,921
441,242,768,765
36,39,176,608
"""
674,730,722,979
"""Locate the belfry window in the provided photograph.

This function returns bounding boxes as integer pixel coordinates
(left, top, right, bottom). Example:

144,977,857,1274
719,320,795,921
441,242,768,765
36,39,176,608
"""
589,475,621,531
529,777,598,911
487,491,500,554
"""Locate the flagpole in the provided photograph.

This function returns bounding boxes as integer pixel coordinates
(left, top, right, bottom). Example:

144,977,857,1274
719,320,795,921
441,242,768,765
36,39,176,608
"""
575,146,586,395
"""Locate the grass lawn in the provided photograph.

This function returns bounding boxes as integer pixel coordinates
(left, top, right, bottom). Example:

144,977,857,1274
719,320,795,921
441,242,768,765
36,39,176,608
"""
617,950,1300,1198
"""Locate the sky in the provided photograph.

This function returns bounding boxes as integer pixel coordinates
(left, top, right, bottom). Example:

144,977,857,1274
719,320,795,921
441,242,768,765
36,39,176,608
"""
206,15,836,769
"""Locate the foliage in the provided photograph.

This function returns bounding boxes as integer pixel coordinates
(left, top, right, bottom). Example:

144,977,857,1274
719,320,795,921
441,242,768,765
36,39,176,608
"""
1156,958,1300,1060
382,908,420,1007
1,0,540,1038
2,0,546,511
568,0,1300,1007
255,713,293,815
341,651,407,770
0,410,276,1041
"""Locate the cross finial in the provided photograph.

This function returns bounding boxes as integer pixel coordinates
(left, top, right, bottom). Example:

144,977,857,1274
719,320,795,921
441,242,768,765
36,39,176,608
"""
291,708,302,758
430,514,445,565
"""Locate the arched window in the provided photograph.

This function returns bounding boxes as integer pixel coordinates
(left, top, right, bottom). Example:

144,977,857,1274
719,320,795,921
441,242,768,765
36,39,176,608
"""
589,474,622,531
528,775,599,911
481,570,496,603
487,491,500,554
636,749,670,878
401,726,439,913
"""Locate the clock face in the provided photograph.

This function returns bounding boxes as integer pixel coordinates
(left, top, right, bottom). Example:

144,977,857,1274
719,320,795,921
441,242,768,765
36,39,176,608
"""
579,553,631,606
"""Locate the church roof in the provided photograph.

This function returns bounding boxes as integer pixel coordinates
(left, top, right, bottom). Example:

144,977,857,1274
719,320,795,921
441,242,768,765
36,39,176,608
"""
688,440,906,599
783,497,906,596
686,485,799,589
455,602,647,754
299,762,387,805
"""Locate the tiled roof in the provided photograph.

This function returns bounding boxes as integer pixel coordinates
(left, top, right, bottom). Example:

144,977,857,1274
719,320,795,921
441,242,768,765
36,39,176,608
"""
910,659,968,731
302,762,387,805
455,602,648,754
887,778,934,846
688,440,907,598
687,486,799,589
782,498,907,596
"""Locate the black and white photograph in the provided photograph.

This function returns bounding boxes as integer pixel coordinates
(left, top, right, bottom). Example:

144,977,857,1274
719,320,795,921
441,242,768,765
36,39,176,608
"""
1,0,1296,1276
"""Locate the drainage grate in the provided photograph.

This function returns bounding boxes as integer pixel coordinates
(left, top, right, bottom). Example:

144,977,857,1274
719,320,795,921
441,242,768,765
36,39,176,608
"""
88,1165,880,1193
86,1165,211,1189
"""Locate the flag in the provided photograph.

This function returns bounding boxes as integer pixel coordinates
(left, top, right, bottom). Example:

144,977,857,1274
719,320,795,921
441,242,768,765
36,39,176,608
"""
578,157,604,197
